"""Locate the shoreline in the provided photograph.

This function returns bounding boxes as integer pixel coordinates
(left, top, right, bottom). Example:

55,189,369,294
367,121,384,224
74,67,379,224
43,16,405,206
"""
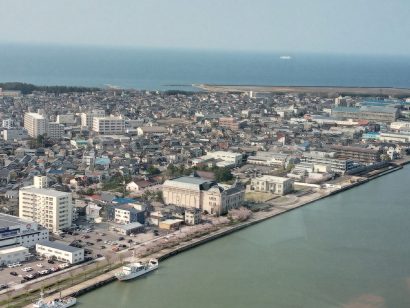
193,84,410,96
20,160,409,307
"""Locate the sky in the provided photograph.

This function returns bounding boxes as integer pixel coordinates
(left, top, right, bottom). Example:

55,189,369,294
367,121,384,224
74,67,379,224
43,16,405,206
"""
0,0,409,55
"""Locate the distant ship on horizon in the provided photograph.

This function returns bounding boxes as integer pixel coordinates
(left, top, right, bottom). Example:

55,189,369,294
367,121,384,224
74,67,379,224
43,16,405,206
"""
280,56,292,60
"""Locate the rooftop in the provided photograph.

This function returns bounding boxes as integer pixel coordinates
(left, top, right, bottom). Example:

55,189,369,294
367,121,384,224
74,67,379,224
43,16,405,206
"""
20,186,71,197
37,240,82,253
0,213,35,229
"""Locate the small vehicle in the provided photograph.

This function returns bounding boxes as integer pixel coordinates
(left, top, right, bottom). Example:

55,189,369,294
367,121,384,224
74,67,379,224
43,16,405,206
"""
7,264,14,268
96,238,102,242
10,271,18,276
118,237,124,241
36,263,43,268
22,267,33,272
127,239,133,243
96,254,103,258
100,245,106,249
0,284,8,290
50,266,60,272
47,259,55,264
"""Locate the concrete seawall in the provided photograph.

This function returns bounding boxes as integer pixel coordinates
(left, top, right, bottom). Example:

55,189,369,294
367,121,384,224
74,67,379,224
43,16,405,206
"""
24,163,407,306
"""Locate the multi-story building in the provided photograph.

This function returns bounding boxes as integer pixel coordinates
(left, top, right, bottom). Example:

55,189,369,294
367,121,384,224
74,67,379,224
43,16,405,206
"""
24,112,47,137
162,175,244,215
19,177,73,232
0,247,29,266
56,114,76,125
192,151,243,168
2,118,14,128
303,151,356,174
92,116,125,134
114,204,145,225
248,175,294,195
219,117,243,131
47,122,65,139
247,152,293,168
3,128,28,141
0,213,49,249
330,145,381,164
80,109,105,128
36,241,84,264
332,106,398,123
184,208,201,225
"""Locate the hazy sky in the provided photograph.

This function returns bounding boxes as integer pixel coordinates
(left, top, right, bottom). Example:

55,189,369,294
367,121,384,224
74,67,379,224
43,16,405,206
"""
1,0,409,55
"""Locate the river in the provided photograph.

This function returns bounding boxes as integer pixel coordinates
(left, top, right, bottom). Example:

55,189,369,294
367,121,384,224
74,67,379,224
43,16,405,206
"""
78,167,410,308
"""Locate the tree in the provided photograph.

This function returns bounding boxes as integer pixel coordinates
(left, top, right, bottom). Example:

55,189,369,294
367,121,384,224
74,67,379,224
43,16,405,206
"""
214,167,233,182
147,165,161,175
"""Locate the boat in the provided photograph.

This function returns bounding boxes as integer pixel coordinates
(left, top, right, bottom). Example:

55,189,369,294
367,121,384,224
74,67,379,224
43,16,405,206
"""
33,292,76,308
115,259,159,281
280,56,292,60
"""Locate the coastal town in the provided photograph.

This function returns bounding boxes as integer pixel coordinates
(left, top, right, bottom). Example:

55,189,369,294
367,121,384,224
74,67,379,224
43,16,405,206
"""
1,85,410,306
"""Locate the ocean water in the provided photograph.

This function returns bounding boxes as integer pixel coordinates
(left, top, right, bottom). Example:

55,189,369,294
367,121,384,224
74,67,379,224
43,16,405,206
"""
0,43,410,90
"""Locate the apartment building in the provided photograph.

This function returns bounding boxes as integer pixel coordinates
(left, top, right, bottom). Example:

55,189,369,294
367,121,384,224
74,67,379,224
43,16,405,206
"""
92,116,125,134
192,151,243,168
47,122,65,139
24,112,47,137
162,175,244,215
3,128,28,141
19,177,73,232
80,109,105,128
330,145,381,164
219,117,243,131
303,151,356,174
332,106,398,123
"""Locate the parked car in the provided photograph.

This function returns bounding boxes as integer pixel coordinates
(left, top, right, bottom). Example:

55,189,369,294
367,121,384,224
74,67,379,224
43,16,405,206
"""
47,260,55,264
0,284,8,290
22,267,33,272
36,263,43,268
10,271,18,276
118,237,124,241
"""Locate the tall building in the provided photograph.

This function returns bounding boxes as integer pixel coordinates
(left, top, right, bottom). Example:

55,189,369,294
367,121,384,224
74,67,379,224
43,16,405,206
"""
19,176,73,232
47,122,65,139
162,174,244,215
24,112,47,138
80,109,105,128
92,116,125,134
2,118,14,128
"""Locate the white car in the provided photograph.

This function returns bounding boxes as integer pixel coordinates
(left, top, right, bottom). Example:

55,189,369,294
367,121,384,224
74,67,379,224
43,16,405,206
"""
7,264,14,268
36,263,43,268
14,263,22,267
22,267,33,272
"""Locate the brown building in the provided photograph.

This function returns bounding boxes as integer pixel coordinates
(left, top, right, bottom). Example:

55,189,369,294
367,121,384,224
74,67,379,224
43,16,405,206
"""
219,117,241,131
330,145,381,164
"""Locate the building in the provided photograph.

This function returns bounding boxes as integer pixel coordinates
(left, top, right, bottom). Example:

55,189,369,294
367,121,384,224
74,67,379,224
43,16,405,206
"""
332,106,398,123
162,174,244,215
36,241,84,264
248,175,294,195
19,177,73,232
184,208,201,225
24,113,47,137
80,110,105,128
136,126,168,136
92,116,125,134
219,117,243,131
247,152,292,167
192,151,243,168
112,222,144,235
0,246,29,265
2,118,14,128
47,122,65,139
114,204,145,225
3,128,28,141
330,145,381,164
159,219,184,230
0,213,49,248
303,151,356,174
56,114,76,125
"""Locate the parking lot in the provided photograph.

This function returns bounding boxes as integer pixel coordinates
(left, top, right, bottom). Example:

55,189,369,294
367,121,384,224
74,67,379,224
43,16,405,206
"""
0,219,171,290
0,255,68,288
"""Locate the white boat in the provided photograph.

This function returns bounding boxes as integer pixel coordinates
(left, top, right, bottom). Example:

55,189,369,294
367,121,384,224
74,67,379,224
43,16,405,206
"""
115,259,158,281
33,292,76,308
280,55,292,60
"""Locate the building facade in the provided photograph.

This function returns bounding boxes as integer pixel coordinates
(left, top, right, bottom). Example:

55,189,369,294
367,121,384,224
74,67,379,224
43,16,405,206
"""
24,113,47,137
162,175,245,215
19,177,73,232
248,175,294,195
36,241,84,264
92,116,125,134
0,246,29,265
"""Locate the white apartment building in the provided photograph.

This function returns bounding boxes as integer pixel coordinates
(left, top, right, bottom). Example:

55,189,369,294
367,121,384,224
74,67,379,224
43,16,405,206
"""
162,175,245,215
0,213,49,249
36,241,84,264
24,113,47,137
47,122,65,139
92,116,125,134
248,175,294,195
80,110,105,128
0,247,29,265
19,177,73,232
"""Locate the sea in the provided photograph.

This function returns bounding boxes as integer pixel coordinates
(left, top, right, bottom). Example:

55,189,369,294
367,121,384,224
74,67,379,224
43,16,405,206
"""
0,43,410,91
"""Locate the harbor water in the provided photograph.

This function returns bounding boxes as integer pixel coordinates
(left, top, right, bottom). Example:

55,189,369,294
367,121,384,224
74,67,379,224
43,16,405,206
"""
78,167,410,308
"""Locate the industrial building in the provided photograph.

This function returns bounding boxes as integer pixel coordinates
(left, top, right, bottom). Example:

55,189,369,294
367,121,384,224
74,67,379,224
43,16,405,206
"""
36,241,84,264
